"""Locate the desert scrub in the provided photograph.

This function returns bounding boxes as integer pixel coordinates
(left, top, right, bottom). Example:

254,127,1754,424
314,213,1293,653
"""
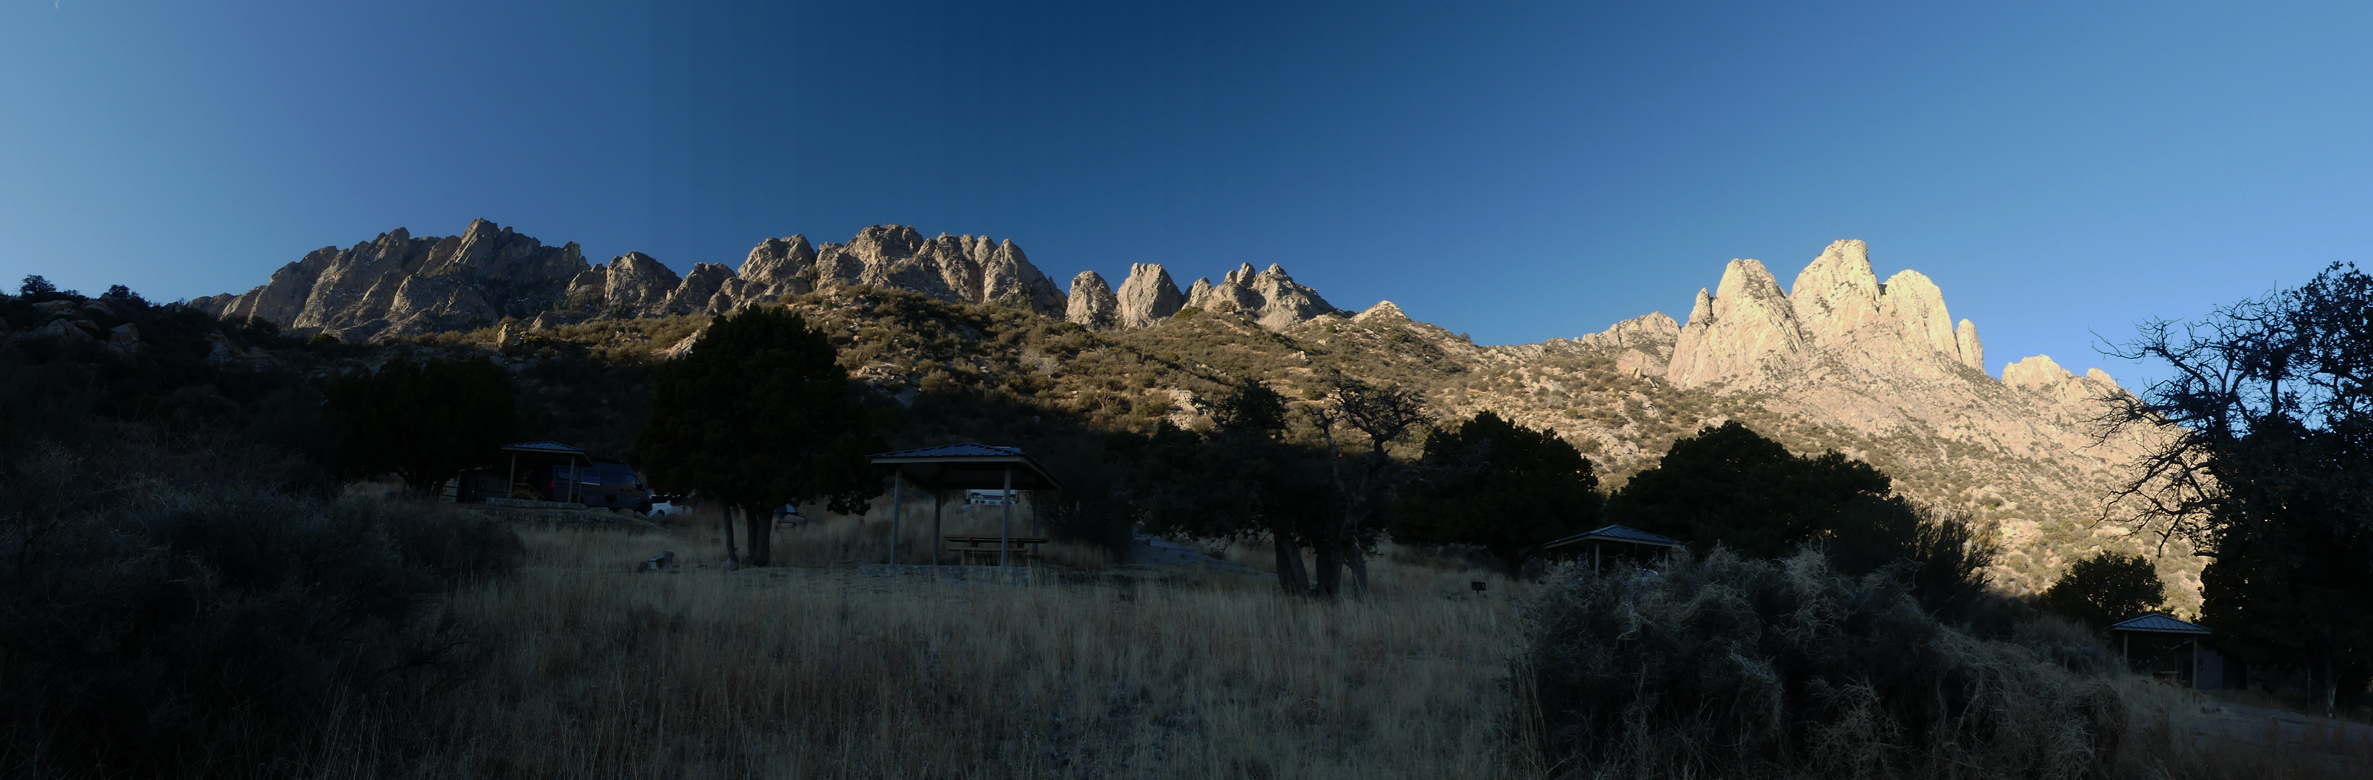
1523,549,2124,779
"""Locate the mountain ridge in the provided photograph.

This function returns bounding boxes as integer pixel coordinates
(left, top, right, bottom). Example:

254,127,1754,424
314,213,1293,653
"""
180,220,2189,604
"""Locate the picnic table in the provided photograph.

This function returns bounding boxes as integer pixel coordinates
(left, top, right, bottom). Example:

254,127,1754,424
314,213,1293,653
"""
944,535,1047,566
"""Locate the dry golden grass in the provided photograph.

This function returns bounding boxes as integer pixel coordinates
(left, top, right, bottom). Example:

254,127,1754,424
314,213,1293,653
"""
345,521,1532,779
294,508,2353,780
2113,677,2373,779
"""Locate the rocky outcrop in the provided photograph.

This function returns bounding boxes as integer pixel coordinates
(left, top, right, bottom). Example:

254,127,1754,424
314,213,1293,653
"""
1172,262,1339,331
1115,264,1185,329
1666,259,1807,386
1579,312,1680,352
1956,320,1983,372
2003,355,2074,390
566,252,681,316
1579,312,1682,376
1066,271,1119,330
194,219,588,341
792,227,1065,314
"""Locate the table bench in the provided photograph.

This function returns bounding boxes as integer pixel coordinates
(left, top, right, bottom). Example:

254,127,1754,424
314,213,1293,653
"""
943,535,1047,567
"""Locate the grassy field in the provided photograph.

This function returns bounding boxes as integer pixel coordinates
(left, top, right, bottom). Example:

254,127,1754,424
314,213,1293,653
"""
344,514,1532,779
296,504,2370,779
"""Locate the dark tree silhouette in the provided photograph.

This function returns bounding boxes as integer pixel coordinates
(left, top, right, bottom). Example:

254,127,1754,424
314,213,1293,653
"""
1134,380,1334,594
1395,410,1600,576
1606,421,1890,559
1312,372,1431,596
636,308,881,567
2102,262,2373,715
1609,421,1997,618
322,356,518,495
2040,551,2166,632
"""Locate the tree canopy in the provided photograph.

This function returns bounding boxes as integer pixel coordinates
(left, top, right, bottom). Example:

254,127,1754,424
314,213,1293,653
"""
1606,421,1891,559
2039,551,2165,632
2104,262,2373,714
322,355,517,495
1608,421,1997,619
1395,410,1600,576
1131,379,1335,594
636,307,881,566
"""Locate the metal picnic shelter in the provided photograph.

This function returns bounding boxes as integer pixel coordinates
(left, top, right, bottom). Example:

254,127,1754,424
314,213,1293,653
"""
869,444,1064,567
502,440,597,504
1541,524,1685,571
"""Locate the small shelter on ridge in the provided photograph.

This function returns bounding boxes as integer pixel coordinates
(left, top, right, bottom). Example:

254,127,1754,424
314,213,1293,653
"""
1542,524,1684,571
2107,612,2238,689
869,444,1063,567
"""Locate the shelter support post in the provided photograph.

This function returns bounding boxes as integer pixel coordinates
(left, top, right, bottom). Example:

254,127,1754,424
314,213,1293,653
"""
889,471,904,566
933,492,944,569
506,454,517,500
1000,466,1013,567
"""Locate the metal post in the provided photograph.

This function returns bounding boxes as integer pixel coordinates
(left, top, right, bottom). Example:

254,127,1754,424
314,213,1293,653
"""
505,453,517,501
1000,466,1014,567
932,492,944,569
889,471,904,566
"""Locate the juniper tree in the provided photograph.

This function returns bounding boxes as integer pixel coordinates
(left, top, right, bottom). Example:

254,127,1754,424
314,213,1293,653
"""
1395,410,1600,577
636,307,881,567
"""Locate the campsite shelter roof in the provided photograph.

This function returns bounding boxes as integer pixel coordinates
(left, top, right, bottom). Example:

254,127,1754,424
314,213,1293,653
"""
869,444,1063,492
503,441,587,456
2108,613,2212,636
1542,524,1684,551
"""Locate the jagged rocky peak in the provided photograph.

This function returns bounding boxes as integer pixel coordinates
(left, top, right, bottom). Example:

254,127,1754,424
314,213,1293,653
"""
797,226,1064,315
1790,239,1883,340
739,235,816,288
192,218,588,342
567,251,681,313
1956,319,1983,372
1666,258,1807,386
1065,271,1119,330
1115,264,1184,329
1086,260,1340,331
194,222,1077,342
1662,240,1991,389
1354,300,1410,323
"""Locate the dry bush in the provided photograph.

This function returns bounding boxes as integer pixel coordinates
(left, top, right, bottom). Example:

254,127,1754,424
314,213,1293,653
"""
343,525,1530,779
0,443,519,780
1524,549,2125,780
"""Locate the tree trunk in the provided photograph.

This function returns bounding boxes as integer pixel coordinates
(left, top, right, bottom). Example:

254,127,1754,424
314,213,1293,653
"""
1271,530,1309,595
2311,639,2337,719
1344,537,1370,596
721,502,741,566
1313,529,1342,597
743,503,773,567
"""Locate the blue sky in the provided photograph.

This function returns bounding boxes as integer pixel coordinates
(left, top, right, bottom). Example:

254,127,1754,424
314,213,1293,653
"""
6,1,2371,385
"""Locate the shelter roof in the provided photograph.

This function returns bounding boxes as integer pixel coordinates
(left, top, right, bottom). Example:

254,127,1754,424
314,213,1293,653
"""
1542,524,1685,551
2107,613,2211,635
503,441,587,456
870,443,1062,491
